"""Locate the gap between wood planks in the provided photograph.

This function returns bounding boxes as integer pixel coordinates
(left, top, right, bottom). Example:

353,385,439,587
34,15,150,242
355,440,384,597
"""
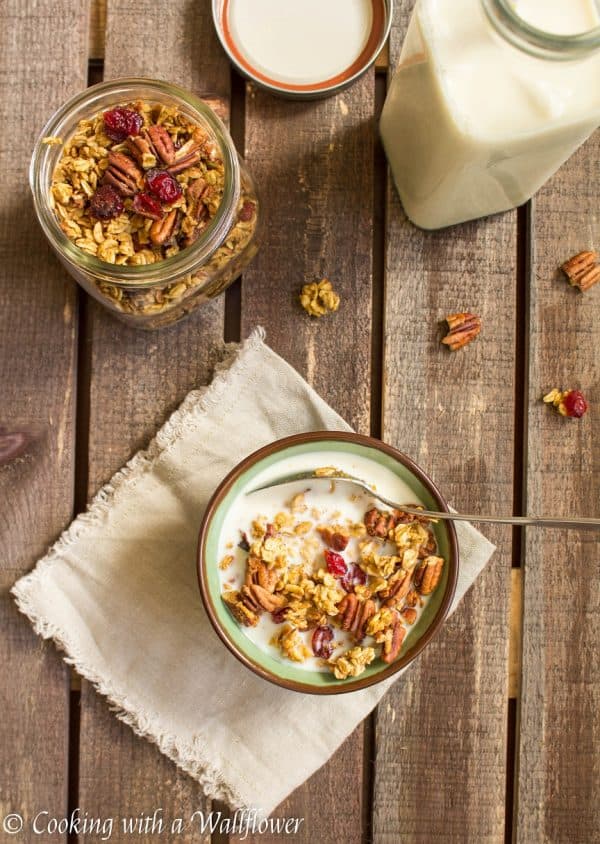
80,5,526,842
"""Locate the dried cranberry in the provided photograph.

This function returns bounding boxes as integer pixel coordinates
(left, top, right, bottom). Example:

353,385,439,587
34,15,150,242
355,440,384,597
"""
238,531,250,552
324,549,347,577
340,563,367,593
132,191,163,220
145,169,183,204
88,184,124,220
271,607,288,624
312,626,334,659
103,107,143,142
563,390,588,418
239,200,255,222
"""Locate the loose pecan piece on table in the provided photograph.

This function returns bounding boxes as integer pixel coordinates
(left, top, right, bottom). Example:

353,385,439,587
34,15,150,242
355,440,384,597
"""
441,312,481,351
561,250,600,292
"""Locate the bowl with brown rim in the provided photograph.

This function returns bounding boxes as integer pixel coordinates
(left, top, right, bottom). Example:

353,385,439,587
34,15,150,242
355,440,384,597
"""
197,431,458,694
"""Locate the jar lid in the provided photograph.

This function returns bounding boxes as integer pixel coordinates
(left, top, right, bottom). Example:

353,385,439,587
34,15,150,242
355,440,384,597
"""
212,0,392,98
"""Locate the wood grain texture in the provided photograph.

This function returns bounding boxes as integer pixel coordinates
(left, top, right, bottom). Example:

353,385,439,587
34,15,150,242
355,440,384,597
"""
516,133,600,844
372,5,514,841
89,0,106,59
0,0,90,834
236,73,376,843
77,2,229,839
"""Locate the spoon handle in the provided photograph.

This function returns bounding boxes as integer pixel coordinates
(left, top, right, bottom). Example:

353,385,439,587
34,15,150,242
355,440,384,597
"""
385,508,600,531
248,473,600,530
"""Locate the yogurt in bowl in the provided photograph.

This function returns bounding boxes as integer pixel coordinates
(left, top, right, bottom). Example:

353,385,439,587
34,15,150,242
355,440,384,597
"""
197,432,459,694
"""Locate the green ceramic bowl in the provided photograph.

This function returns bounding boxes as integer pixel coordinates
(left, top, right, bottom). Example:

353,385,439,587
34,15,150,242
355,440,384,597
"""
197,432,458,694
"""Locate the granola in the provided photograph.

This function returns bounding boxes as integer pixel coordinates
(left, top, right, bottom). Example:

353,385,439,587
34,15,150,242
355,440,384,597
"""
300,279,341,317
47,100,258,325
218,469,446,680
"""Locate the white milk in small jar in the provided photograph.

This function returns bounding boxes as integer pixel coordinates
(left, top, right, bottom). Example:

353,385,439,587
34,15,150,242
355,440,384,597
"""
380,0,600,229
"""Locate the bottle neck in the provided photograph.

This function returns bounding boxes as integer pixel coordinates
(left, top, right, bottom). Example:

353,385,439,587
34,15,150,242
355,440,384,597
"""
481,0,600,60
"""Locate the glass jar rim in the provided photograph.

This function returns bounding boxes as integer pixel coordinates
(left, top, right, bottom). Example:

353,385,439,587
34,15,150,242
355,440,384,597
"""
30,77,240,287
481,0,600,60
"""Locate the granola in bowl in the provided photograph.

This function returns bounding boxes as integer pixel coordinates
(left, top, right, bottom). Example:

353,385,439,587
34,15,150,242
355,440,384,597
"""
31,79,260,329
198,434,458,694
219,486,445,679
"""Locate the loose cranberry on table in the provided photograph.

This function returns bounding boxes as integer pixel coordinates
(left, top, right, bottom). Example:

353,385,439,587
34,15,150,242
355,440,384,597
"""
312,626,334,659
88,184,123,220
324,549,347,577
562,390,588,418
145,169,182,204
103,107,143,142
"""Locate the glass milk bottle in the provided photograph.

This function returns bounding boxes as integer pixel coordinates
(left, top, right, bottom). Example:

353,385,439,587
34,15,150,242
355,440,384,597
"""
380,0,600,229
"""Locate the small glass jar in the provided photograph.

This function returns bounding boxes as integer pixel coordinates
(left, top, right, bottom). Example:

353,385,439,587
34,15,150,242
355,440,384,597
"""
380,0,600,230
30,78,260,329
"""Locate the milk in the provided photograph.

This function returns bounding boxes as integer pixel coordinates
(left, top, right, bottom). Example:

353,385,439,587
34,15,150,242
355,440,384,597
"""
217,450,427,671
380,0,600,229
227,0,373,85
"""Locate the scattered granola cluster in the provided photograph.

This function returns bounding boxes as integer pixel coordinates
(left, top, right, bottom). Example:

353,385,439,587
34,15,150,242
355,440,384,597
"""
221,485,445,681
300,279,341,317
48,101,258,323
543,388,588,419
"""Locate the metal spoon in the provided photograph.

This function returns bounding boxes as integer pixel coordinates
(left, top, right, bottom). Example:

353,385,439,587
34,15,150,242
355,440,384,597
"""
248,469,600,531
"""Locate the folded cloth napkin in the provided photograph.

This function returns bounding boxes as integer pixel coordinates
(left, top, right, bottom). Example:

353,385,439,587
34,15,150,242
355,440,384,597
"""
12,328,495,817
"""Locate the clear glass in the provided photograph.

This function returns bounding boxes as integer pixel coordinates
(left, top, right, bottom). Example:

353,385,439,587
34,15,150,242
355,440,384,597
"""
30,79,261,329
380,0,600,229
482,0,600,60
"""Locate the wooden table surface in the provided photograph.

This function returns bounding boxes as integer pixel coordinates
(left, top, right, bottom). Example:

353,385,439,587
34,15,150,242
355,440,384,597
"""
1,2,598,842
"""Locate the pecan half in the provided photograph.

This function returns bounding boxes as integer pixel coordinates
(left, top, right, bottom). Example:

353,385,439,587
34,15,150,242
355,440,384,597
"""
381,568,413,607
167,139,202,175
245,554,278,592
222,590,259,627
338,593,359,630
364,507,395,537
147,125,176,166
382,620,406,664
317,526,349,551
337,595,376,641
103,151,143,196
150,209,179,246
561,250,600,292
125,134,156,169
247,584,286,613
414,556,444,595
441,312,481,351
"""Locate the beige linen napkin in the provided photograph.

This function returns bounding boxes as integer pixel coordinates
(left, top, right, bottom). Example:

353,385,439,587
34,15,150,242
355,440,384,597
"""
12,328,495,817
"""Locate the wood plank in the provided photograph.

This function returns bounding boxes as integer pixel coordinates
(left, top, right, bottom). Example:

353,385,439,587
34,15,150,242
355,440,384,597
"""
77,1,229,839
0,0,90,833
89,0,106,59
237,71,376,841
372,5,514,841
516,133,600,843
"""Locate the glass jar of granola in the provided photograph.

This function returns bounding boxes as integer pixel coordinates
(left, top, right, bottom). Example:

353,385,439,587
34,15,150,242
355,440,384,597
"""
30,78,260,329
